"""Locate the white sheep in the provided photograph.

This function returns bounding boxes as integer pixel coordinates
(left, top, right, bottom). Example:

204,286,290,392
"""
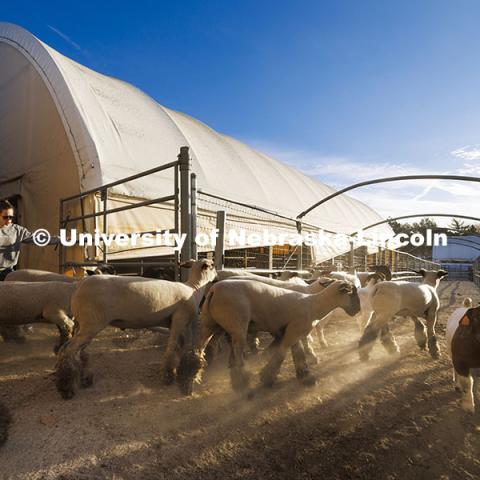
55,259,217,399
314,272,386,348
5,265,115,283
0,281,75,350
177,279,360,395
223,274,335,357
358,268,448,361
5,269,79,283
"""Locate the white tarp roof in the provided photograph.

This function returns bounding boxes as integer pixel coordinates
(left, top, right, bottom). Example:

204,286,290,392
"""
0,23,393,265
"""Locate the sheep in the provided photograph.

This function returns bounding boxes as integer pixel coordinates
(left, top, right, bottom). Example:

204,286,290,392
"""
0,401,11,447
0,281,75,350
55,259,217,399
5,264,115,283
176,279,360,395
223,274,336,357
5,269,79,283
1,269,76,343
358,268,448,361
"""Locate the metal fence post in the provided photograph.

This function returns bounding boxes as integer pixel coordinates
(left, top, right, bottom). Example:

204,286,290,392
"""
191,173,197,260
59,199,64,273
349,241,355,270
296,220,303,270
178,147,192,280
101,187,108,264
215,210,226,271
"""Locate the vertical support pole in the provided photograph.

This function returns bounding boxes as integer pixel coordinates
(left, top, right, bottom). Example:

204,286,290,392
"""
296,220,303,270
179,147,192,281
268,245,273,272
377,247,381,266
215,210,226,271
349,241,355,271
59,199,64,273
174,163,180,281
101,187,108,264
191,173,198,260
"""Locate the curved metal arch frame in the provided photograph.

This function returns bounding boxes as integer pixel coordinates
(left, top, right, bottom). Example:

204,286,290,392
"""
296,175,480,231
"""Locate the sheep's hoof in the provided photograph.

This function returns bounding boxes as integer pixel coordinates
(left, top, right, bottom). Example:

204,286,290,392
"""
301,374,317,387
231,368,250,393
259,369,276,388
58,386,76,400
261,377,275,388
179,379,194,396
80,373,93,388
162,368,175,386
429,350,440,360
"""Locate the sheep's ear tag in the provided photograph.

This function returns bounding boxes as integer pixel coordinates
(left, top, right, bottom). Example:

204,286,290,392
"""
460,314,470,326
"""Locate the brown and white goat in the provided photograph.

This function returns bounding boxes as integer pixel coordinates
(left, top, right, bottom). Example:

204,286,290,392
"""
449,306,480,413
177,279,360,395
55,259,216,399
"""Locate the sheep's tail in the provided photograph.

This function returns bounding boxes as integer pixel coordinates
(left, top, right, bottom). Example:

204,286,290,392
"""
463,297,473,308
0,401,11,447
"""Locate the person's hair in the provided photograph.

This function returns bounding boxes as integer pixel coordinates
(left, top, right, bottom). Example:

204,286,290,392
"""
0,199,14,212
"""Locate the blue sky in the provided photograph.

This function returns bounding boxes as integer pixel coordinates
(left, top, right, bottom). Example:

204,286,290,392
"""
2,1,480,224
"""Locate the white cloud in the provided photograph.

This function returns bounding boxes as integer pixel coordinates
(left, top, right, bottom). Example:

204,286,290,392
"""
451,145,480,162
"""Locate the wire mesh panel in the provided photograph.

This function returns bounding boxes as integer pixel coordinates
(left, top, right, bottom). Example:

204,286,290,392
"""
197,191,318,271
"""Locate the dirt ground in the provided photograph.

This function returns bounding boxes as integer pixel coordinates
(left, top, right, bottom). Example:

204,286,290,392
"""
1,280,480,480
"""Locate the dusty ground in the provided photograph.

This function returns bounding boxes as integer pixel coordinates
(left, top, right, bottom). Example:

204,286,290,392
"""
1,280,480,480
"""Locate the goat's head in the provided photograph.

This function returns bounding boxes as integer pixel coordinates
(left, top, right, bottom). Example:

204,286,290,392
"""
181,259,217,285
415,268,448,288
334,280,361,317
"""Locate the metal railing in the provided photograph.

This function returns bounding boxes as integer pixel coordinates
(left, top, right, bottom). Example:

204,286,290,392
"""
59,147,195,280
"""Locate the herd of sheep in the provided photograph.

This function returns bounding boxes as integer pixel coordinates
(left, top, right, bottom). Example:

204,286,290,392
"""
0,259,479,447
